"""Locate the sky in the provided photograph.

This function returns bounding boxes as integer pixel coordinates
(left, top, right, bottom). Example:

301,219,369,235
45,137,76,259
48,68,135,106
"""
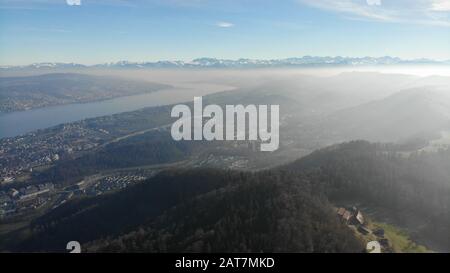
0,0,449,65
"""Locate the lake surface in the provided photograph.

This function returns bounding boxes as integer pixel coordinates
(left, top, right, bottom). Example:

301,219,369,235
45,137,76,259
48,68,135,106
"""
0,83,234,139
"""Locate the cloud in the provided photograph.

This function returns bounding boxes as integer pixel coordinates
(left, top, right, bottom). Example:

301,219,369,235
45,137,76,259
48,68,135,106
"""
298,0,450,27
299,0,393,21
366,0,381,6
430,0,450,11
66,0,81,6
216,21,234,28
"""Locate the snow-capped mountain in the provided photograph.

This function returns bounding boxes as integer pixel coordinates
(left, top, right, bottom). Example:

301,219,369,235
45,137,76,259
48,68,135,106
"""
1,62,88,70
1,56,447,70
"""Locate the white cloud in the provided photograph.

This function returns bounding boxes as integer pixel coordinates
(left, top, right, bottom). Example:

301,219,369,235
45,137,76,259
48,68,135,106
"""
298,0,450,27
216,21,234,28
66,0,81,6
299,0,393,21
366,0,381,6
430,0,450,11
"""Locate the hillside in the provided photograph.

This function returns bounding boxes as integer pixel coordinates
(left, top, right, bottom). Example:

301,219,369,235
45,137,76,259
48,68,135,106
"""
9,169,363,253
87,170,363,253
312,86,450,143
3,141,450,252
281,141,450,251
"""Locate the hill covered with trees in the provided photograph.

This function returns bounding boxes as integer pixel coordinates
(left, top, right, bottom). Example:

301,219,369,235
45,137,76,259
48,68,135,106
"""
13,169,363,253
281,141,450,251
5,141,450,252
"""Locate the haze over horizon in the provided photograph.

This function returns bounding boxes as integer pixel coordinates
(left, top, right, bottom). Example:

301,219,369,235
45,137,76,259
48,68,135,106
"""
2,55,450,67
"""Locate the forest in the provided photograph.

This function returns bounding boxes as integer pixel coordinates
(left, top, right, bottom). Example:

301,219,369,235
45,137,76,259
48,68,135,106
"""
13,169,364,253
3,141,450,252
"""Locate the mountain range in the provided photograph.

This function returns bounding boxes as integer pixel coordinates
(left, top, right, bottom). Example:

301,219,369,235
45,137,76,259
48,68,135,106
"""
1,56,450,70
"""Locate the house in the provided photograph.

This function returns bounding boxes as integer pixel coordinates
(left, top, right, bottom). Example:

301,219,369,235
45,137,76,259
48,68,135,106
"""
342,211,353,223
337,207,353,223
2,177,14,183
373,228,385,237
336,207,346,216
8,188,19,198
351,210,365,226
19,184,52,201
358,225,371,235
337,207,365,226
379,238,390,247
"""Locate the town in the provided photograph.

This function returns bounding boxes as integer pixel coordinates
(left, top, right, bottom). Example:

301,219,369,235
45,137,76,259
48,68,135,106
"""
0,170,156,219
0,105,173,185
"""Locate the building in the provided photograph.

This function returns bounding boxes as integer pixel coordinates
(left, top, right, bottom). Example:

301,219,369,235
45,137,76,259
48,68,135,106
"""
379,238,390,247
336,207,365,226
358,226,371,235
351,210,365,225
18,183,54,201
8,188,19,198
373,228,385,237
342,211,353,223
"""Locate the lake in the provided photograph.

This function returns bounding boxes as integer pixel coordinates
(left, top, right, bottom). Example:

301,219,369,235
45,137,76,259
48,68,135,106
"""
0,83,234,139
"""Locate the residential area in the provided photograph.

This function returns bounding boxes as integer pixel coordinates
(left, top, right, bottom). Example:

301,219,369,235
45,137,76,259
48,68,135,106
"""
1,170,156,219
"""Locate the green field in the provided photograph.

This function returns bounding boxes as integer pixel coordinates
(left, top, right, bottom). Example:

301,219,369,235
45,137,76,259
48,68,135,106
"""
370,222,430,253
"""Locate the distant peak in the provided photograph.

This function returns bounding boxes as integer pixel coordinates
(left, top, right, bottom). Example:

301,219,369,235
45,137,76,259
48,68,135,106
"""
1,56,447,70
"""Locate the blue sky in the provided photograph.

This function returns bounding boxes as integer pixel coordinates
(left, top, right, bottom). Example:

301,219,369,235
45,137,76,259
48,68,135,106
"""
0,0,449,65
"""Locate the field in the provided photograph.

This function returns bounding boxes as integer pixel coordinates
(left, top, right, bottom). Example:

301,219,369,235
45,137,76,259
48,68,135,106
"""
369,222,430,253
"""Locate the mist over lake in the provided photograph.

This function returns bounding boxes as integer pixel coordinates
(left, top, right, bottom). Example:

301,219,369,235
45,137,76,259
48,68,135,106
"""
0,82,234,138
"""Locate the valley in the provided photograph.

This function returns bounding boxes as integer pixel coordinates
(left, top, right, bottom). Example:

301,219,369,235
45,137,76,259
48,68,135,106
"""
1,70,450,253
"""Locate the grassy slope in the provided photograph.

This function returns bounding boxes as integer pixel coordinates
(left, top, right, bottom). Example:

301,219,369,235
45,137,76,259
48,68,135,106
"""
371,222,430,253
352,217,430,253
